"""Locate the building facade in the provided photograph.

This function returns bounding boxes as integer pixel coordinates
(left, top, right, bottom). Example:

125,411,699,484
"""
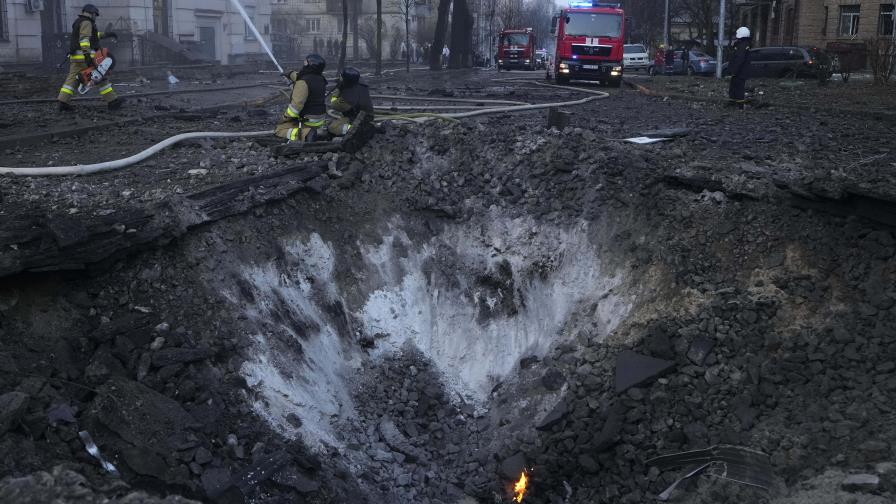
0,0,273,65
736,0,895,48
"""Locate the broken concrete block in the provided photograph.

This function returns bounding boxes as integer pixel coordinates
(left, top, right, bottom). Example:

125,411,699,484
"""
499,452,527,480
0,392,29,433
615,350,675,393
687,336,716,366
535,399,569,431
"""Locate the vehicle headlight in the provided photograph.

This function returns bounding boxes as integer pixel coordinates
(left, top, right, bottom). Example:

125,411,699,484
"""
498,59,503,63
612,66,622,72
524,59,530,63
559,62,568,69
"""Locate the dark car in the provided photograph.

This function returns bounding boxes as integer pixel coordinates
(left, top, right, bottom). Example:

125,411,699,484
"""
647,49,718,76
744,46,832,79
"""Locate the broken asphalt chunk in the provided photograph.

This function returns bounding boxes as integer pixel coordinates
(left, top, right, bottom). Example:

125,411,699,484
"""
687,336,716,366
0,391,29,433
535,399,569,431
614,350,675,393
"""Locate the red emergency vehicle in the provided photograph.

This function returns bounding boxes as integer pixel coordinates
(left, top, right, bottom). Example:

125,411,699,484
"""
550,1,625,86
497,28,537,71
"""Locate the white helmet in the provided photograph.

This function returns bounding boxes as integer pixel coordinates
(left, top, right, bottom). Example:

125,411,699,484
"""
735,26,751,39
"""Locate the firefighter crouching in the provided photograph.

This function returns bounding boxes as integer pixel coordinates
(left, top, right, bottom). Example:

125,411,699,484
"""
275,54,328,143
58,4,123,111
328,67,374,137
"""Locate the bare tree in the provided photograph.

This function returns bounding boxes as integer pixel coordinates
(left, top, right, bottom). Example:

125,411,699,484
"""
359,17,386,60
867,36,896,85
340,0,349,70
377,0,383,74
430,0,452,69
352,0,361,59
393,0,415,72
449,0,473,67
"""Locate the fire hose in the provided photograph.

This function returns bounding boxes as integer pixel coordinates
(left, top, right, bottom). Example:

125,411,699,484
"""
0,82,609,177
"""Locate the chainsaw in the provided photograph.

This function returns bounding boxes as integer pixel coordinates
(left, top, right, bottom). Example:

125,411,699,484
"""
77,48,115,94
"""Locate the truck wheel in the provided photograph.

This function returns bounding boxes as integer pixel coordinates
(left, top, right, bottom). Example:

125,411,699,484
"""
607,78,622,88
555,74,570,85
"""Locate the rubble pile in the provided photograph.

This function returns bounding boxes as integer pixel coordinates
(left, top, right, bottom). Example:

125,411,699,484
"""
1,71,895,504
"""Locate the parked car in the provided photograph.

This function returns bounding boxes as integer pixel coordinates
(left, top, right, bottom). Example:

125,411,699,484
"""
647,50,717,76
623,44,650,71
745,46,832,79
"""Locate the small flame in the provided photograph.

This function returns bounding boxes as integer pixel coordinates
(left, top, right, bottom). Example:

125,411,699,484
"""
513,471,529,503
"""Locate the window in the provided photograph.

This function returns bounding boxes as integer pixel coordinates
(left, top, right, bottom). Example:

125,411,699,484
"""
0,0,8,41
244,7,256,40
838,5,860,37
563,13,622,38
306,17,320,32
880,4,894,36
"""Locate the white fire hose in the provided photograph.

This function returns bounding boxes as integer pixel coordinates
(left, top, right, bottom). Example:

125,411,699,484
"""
0,82,609,177
0,131,271,176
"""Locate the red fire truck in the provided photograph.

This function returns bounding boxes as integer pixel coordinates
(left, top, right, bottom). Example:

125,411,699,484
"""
497,28,537,71
550,1,625,86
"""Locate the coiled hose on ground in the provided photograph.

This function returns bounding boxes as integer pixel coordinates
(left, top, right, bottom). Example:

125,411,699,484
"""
0,81,608,177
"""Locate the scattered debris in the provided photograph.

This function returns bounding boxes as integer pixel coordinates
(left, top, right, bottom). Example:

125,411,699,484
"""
647,445,773,500
79,431,120,477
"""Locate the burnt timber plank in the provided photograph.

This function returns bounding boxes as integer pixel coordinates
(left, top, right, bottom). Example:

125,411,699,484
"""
0,161,327,279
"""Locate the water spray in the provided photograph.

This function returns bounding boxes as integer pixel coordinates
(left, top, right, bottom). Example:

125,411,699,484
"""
229,0,285,75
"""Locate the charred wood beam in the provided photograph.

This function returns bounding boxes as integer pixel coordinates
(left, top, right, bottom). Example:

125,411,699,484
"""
0,162,327,279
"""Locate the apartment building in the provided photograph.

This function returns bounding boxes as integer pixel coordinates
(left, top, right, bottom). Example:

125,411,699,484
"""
0,0,272,65
735,0,894,48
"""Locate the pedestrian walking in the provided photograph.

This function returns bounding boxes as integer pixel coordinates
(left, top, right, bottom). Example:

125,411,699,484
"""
680,44,690,74
728,26,753,108
441,45,450,68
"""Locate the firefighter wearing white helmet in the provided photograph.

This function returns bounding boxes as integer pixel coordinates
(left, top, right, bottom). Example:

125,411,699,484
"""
728,26,752,108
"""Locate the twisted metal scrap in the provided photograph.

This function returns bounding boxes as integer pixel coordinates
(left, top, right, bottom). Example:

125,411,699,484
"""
646,445,772,501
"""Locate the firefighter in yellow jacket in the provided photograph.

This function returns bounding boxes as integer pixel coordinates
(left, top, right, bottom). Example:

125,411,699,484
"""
328,67,374,137
58,4,123,111
275,54,328,142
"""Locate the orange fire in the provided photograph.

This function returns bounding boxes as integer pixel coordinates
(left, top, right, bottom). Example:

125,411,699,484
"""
513,471,529,503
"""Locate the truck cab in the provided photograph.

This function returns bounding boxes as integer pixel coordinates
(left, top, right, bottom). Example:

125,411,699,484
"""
497,29,537,71
551,1,625,86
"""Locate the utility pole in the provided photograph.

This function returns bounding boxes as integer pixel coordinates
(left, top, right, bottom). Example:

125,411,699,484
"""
663,0,669,48
716,0,725,79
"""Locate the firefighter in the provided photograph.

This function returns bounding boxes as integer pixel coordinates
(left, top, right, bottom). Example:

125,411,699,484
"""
327,67,374,137
57,4,123,112
728,26,753,108
275,54,328,143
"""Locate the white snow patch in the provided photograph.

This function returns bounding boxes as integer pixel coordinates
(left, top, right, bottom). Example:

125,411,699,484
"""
235,233,354,449
358,216,630,402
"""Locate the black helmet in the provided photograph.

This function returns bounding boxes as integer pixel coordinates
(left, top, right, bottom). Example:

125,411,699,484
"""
340,67,361,87
82,3,99,16
304,54,325,75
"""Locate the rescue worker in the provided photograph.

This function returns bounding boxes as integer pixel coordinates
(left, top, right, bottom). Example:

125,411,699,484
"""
327,67,374,137
728,26,753,108
664,46,675,75
274,54,328,143
57,4,123,111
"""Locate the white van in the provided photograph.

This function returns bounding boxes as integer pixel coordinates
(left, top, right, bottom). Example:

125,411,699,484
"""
623,44,650,71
